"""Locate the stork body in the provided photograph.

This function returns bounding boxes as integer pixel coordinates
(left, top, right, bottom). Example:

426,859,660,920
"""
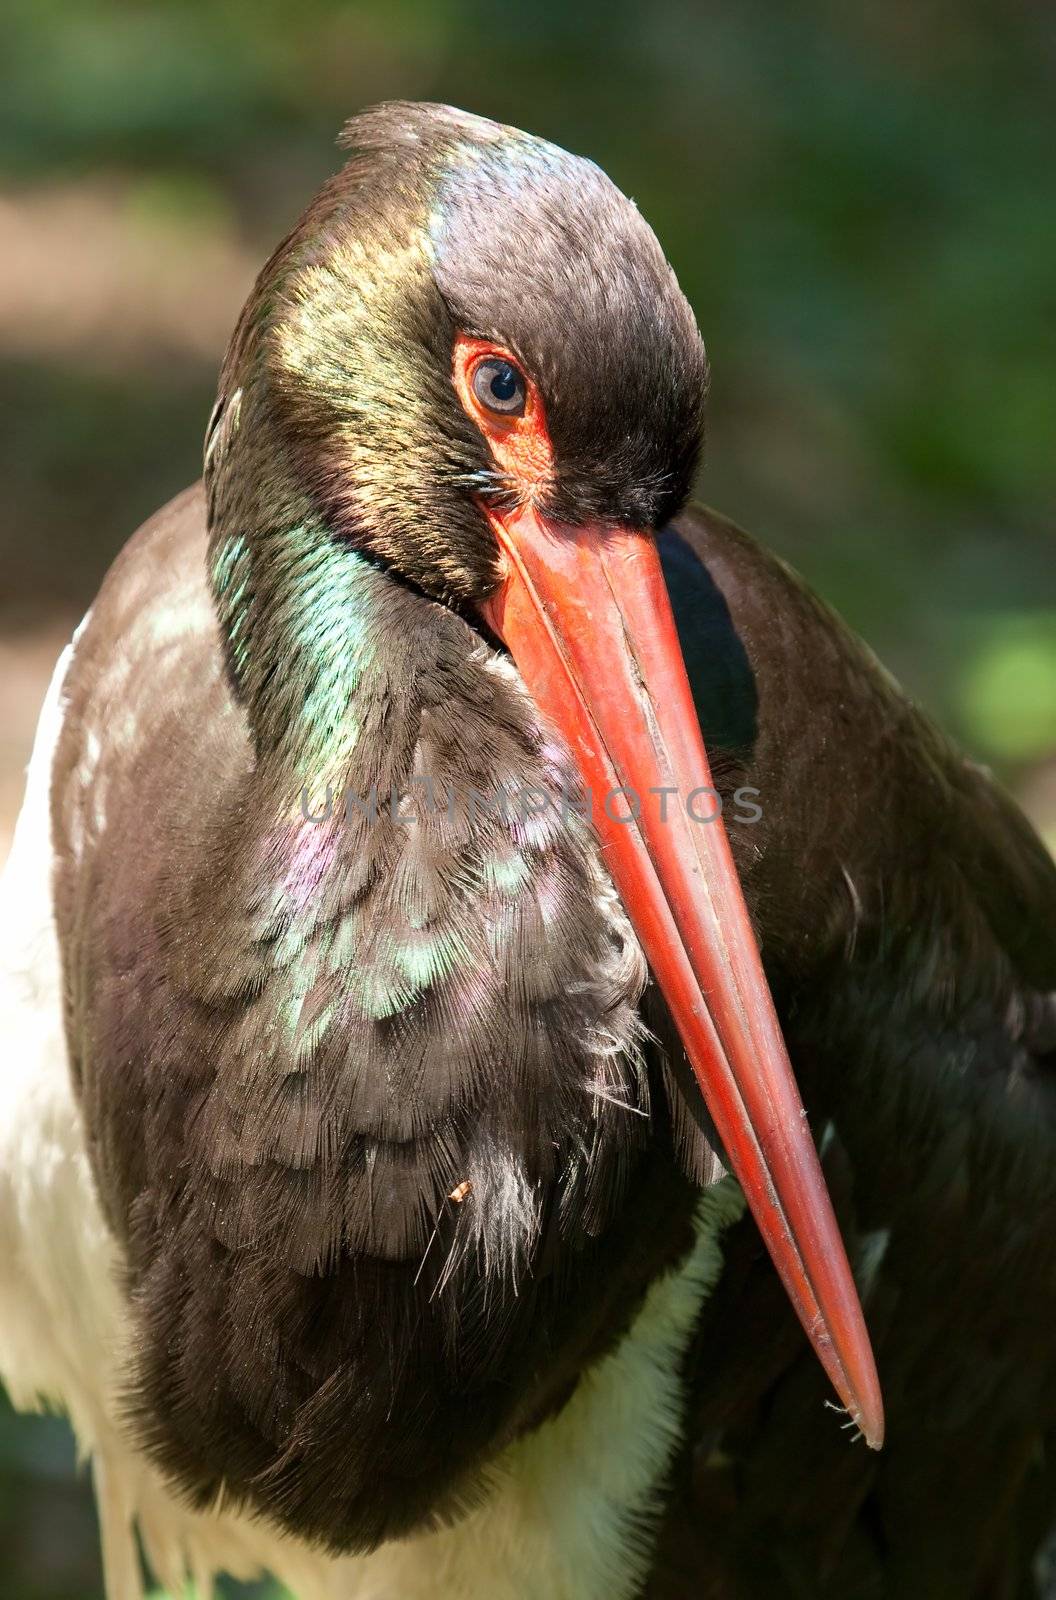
0,102,1053,1599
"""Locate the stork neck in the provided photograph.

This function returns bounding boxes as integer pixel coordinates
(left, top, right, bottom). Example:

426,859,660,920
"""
210,518,398,787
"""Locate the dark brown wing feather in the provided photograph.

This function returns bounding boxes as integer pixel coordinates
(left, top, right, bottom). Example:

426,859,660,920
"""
648,505,1056,1600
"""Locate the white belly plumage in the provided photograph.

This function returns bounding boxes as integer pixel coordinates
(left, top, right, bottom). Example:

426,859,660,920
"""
0,629,743,1600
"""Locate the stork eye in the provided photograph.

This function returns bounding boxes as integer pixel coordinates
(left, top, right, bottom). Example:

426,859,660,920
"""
472,358,527,417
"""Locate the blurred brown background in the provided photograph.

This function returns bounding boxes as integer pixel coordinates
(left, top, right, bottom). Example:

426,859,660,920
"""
0,1,1054,1595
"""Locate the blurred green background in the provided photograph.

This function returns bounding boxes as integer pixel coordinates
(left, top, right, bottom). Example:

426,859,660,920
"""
0,0,1053,1594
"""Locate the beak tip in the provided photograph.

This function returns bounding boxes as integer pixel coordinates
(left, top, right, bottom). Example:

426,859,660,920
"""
829,1391,884,1450
861,1401,885,1452
841,1377,885,1451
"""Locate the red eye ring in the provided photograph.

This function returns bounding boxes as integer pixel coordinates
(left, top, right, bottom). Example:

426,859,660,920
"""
452,333,555,500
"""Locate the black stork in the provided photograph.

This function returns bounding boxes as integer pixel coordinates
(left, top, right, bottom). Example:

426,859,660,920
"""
0,101,1052,1600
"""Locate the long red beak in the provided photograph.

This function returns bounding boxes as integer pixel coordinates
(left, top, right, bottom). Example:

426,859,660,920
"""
481,505,883,1449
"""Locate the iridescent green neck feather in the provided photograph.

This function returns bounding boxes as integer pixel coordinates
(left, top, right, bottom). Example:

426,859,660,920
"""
211,516,380,784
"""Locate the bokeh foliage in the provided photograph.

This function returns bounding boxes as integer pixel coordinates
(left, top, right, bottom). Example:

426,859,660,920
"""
0,1,1053,1594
